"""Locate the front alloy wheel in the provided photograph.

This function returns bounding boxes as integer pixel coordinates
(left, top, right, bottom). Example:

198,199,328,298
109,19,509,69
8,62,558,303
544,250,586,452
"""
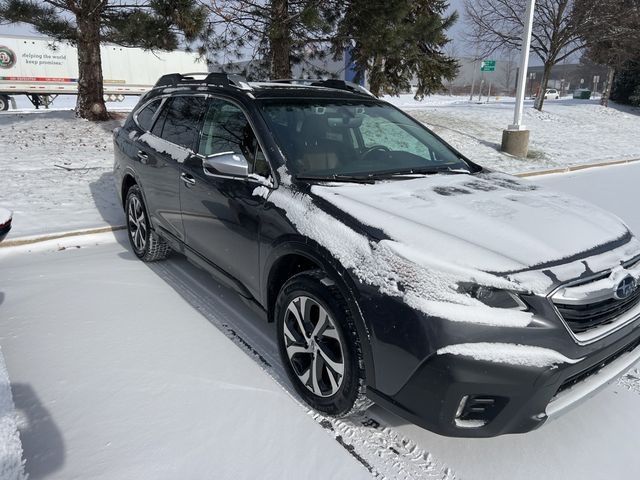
283,296,345,397
276,270,370,417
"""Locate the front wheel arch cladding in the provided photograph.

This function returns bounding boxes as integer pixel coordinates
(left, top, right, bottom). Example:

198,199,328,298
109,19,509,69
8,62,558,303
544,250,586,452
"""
264,238,376,389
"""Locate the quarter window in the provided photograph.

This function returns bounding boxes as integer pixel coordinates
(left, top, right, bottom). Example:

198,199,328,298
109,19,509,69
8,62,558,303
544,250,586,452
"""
135,99,161,131
154,96,207,150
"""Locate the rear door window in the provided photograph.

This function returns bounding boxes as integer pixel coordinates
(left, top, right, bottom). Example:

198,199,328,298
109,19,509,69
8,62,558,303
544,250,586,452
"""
155,96,207,150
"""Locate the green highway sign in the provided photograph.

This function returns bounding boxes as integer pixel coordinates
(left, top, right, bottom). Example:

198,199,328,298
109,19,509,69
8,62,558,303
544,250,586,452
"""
480,60,496,72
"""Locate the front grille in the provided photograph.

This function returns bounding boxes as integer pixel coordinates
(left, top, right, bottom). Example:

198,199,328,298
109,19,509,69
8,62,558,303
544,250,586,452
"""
555,336,640,397
554,287,640,334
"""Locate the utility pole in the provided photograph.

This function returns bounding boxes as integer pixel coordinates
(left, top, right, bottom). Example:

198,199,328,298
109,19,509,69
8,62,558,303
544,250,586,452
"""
501,0,536,158
469,57,477,101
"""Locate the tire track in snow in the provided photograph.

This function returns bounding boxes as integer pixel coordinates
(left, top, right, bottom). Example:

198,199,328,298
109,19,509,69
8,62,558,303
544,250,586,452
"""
618,369,640,396
151,259,459,480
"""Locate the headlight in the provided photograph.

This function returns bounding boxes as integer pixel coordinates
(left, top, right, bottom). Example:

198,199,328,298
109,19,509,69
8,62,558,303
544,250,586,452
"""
459,284,527,310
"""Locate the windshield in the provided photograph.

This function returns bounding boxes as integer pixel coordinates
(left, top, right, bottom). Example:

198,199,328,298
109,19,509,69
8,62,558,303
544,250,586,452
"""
259,99,472,177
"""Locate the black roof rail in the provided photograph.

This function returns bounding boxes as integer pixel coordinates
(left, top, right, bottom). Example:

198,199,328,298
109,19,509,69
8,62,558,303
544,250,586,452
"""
271,78,375,97
153,72,251,90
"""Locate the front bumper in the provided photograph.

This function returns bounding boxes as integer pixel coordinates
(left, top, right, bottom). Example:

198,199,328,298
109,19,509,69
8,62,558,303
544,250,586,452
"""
365,317,640,438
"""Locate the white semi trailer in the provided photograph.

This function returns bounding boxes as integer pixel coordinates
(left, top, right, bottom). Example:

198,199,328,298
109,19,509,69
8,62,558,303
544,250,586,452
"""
0,34,203,110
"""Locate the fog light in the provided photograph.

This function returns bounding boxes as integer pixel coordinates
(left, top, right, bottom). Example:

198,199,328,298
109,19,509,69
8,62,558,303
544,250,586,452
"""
454,394,508,428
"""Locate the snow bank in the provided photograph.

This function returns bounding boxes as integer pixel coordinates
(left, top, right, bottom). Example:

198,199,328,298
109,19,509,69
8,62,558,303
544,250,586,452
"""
437,343,582,368
0,352,26,480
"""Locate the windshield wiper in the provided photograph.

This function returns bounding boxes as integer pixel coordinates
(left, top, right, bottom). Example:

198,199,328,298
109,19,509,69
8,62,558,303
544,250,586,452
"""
294,174,376,184
368,166,470,178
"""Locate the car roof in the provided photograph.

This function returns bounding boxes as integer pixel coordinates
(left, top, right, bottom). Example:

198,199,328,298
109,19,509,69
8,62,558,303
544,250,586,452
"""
148,73,378,103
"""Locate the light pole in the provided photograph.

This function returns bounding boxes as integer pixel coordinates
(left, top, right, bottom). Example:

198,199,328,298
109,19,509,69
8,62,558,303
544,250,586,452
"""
501,0,536,157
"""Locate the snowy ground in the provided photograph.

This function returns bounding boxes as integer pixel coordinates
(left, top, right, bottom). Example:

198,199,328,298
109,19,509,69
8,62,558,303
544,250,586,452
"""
2,93,640,239
386,94,640,173
1,163,640,480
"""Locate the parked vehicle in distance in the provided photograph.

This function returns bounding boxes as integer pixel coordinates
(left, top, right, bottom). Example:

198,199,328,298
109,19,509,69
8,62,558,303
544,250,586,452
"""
0,208,12,242
113,73,640,437
573,88,593,100
0,34,200,111
534,88,560,100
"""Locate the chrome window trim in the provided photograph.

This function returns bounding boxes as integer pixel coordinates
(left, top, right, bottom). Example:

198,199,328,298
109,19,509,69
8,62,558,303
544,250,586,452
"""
132,96,167,132
547,259,640,345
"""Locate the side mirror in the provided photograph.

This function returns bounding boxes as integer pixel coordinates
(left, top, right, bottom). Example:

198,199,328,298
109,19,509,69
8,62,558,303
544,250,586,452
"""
203,151,249,177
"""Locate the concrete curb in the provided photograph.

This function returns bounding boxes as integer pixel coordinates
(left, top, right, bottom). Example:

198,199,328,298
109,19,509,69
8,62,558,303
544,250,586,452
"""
0,225,125,248
2,157,639,249
515,157,640,178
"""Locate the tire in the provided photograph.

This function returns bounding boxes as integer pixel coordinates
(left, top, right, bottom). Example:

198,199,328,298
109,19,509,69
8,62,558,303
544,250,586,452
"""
0,95,9,111
275,270,371,417
125,185,171,262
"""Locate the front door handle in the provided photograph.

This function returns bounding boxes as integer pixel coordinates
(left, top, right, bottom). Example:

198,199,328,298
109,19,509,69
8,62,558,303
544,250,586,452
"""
137,151,148,164
181,172,196,186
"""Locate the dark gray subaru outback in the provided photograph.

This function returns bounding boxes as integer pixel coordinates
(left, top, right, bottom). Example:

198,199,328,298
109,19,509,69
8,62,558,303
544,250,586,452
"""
113,73,640,437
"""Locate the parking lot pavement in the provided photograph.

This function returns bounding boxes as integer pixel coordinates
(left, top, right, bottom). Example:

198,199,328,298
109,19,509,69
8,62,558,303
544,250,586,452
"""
0,237,372,480
534,162,640,235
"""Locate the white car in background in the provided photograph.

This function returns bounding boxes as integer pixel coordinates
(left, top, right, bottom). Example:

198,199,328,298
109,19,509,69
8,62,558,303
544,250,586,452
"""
542,88,560,100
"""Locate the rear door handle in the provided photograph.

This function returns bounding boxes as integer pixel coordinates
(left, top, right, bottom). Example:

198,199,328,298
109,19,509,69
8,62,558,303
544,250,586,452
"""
137,151,148,164
181,172,196,186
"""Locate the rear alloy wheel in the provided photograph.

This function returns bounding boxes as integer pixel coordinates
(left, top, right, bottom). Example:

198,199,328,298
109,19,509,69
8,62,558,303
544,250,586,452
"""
276,270,370,417
125,185,171,262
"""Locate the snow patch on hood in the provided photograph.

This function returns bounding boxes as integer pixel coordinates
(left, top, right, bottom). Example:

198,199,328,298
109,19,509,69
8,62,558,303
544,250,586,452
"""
139,133,190,163
437,343,582,368
310,172,630,274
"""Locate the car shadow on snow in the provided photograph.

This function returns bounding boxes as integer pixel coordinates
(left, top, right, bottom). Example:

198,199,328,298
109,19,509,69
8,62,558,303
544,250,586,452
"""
10,383,65,480
138,251,307,403
89,172,126,229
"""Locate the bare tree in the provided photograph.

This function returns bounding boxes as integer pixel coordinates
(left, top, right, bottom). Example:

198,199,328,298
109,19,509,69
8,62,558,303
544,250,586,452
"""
464,0,592,111
577,0,640,106
500,49,518,94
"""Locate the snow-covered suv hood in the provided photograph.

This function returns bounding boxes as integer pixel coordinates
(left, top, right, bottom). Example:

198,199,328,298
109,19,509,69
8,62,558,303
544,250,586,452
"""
310,171,631,274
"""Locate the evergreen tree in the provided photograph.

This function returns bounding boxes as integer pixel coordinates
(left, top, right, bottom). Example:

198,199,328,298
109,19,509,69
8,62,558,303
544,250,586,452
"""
208,0,340,79
333,0,459,99
0,0,208,120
